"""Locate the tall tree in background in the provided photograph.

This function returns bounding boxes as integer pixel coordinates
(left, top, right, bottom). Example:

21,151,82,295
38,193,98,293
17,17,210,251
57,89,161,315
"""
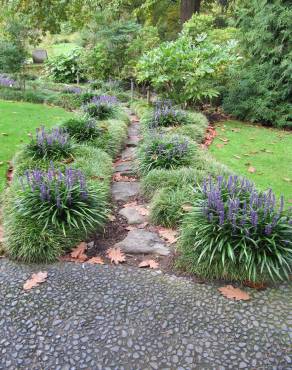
180,0,200,23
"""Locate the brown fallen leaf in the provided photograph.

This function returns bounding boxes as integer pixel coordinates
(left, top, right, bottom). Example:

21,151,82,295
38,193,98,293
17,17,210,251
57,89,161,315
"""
87,256,105,265
243,280,267,290
231,128,240,133
113,173,137,182
23,271,48,291
136,206,149,216
247,166,256,173
182,204,193,212
216,143,224,149
139,259,159,269
218,137,229,143
233,155,241,159
218,285,250,301
107,247,126,265
157,227,177,245
288,199,292,204
108,214,116,221
70,242,87,262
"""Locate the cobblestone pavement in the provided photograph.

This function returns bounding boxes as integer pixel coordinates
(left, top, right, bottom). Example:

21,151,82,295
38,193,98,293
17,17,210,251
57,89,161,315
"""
0,259,291,370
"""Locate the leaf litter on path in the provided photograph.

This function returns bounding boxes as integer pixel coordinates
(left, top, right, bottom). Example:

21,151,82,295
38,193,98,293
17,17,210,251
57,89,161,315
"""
23,271,48,291
218,285,250,301
139,259,159,269
107,247,126,265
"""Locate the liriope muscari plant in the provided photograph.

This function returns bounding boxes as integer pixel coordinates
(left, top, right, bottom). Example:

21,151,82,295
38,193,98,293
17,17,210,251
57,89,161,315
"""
16,165,108,236
83,95,118,119
179,175,292,282
26,126,74,160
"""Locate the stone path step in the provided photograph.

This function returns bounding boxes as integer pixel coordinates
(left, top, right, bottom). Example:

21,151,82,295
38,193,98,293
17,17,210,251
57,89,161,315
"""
115,229,170,256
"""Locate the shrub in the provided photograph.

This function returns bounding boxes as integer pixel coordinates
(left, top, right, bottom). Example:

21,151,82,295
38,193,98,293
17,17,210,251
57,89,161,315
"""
138,134,197,174
25,126,74,161
146,100,190,128
45,48,86,83
62,117,108,143
83,95,118,120
16,167,108,236
150,186,196,228
178,175,292,282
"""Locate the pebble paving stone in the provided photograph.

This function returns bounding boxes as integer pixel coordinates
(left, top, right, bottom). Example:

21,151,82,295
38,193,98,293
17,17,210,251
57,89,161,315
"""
115,229,170,255
0,259,291,369
119,207,146,225
112,182,140,202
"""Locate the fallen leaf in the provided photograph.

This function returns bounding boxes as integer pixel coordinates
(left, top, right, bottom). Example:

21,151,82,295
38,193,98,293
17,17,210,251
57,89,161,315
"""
243,280,267,290
87,256,105,265
288,199,292,204
136,206,149,216
108,214,116,221
1,132,8,136
0,162,4,166
113,172,137,182
231,128,240,133
218,285,250,301
233,155,241,159
247,166,256,173
283,178,292,183
216,143,224,149
139,259,159,269
157,227,177,245
23,271,48,291
182,204,193,212
107,247,126,264
70,242,87,262
218,137,229,143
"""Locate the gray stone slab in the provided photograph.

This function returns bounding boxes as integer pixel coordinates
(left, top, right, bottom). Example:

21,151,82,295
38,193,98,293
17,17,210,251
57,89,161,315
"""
115,229,170,256
121,147,136,160
114,161,135,174
126,136,140,147
119,207,146,225
112,182,140,201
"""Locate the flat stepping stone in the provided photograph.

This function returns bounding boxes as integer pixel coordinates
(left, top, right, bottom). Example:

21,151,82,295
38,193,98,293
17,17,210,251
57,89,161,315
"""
121,147,136,160
126,136,140,147
114,161,135,175
112,182,140,201
115,229,170,256
119,207,146,224
128,127,140,136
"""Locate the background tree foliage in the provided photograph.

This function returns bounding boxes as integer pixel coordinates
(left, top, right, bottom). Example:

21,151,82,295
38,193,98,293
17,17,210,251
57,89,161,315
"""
223,0,292,128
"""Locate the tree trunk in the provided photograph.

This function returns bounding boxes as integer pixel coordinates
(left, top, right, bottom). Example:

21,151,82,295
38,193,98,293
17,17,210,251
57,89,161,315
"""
180,0,201,23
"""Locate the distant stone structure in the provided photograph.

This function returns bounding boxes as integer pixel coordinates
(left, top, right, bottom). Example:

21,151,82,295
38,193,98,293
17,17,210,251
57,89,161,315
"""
32,49,48,64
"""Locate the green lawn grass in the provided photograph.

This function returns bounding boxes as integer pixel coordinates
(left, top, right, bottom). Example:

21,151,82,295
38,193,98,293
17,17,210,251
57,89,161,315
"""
0,100,73,193
209,120,292,201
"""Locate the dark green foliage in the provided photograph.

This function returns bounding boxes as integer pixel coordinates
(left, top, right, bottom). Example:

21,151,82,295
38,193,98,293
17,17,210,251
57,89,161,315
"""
223,0,292,127
0,39,26,74
138,134,197,174
150,186,196,228
62,117,108,143
178,176,292,282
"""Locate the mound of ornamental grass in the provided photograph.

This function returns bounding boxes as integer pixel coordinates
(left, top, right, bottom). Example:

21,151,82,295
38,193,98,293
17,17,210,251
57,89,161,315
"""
178,175,292,283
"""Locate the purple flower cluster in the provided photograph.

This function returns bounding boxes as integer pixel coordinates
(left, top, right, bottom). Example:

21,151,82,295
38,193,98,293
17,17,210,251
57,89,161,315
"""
0,74,16,88
63,86,82,94
151,100,184,128
35,126,69,148
201,175,292,236
20,165,88,207
91,95,118,106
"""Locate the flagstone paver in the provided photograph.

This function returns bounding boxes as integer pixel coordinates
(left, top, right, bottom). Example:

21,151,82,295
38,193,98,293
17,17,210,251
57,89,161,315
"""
112,182,141,202
0,259,291,370
119,207,146,225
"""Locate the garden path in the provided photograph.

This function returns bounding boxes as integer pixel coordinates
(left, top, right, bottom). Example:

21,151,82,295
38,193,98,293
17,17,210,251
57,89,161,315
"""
0,113,291,369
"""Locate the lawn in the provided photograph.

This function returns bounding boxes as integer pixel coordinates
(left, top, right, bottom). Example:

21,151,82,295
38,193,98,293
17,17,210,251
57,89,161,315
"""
0,100,73,194
209,120,292,201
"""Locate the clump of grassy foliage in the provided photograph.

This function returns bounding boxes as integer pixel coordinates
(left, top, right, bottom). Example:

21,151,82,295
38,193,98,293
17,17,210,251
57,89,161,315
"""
138,133,197,174
178,175,292,283
83,95,119,120
150,186,196,228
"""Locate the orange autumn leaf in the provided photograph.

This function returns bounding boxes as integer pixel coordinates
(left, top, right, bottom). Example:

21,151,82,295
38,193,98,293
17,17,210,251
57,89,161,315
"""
107,247,126,265
87,256,105,265
157,227,177,245
218,285,250,301
139,259,159,269
70,242,87,262
23,271,48,291
216,143,224,149
113,173,136,182
243,280,267,290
